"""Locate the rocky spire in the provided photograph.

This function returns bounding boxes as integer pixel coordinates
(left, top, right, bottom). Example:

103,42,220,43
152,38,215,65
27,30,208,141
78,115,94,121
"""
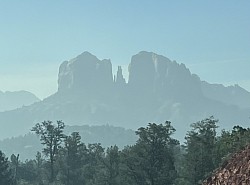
114,66,126,85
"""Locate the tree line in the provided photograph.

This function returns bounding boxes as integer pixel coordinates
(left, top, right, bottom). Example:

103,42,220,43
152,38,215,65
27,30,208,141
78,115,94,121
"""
1,116,250,185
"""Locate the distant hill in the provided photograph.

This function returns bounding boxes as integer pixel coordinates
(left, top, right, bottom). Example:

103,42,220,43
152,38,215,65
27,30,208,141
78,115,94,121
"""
0,51,249,141
0,124,137,160
0,90,40,112
201,82,250,109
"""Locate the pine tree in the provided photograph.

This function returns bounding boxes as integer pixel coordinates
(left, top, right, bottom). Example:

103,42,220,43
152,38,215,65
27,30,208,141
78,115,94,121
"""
31,120,65,182
184,116,218,184
61,132,86,185
0,150,13,185
121,121,179,185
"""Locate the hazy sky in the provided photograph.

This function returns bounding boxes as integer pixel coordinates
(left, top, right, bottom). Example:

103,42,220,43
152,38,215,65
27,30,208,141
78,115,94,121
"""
0,0,249,99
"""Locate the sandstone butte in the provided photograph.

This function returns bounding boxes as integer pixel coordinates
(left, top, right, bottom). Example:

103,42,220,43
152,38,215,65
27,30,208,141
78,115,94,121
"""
203,145,250,185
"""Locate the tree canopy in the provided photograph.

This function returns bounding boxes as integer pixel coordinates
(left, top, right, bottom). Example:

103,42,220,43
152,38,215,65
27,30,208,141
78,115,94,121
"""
1,117,250,185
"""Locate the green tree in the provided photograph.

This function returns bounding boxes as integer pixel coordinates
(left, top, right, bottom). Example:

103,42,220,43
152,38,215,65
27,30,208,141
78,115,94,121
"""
214,125,250,167
184,116,218,185
122,121,178,185
10,154,19,185
35,151,45,185
60,132,86,185
18,159,38,184
229,125,250,150
101,145,121,185
31,120,65,182
120,145,147,185
84,143,105,185
0,150,13,185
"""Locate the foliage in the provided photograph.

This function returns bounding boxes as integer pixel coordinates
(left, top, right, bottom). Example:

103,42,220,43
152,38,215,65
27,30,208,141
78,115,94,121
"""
58,132,86,185
184,116,218,185
10,153,20,185
31,120,65,182
2,118,250,185
121,121,179,185
100,145,121,185
0,150,13,185
214,125,250,167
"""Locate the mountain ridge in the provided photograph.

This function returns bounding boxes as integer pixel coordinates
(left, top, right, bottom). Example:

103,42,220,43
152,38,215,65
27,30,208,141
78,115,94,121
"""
0,90,40,112
0,124,137,160
0,51,249,140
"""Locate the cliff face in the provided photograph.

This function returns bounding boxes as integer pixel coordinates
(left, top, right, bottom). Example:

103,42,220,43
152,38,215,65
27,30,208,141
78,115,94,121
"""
0,51,249,140
55,51,206,128
58,51,113,98
58,51,203,101
128,51,202,100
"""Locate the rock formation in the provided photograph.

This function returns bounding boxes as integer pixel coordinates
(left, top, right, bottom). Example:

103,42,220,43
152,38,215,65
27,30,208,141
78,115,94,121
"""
114,66,126,87
203,145,250,185
58,51,113,98
0,51,250,140
128,51,202,101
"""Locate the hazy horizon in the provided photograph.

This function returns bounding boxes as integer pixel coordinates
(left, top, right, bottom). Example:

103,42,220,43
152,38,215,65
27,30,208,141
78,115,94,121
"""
1,0,250,99
1,52,250,100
